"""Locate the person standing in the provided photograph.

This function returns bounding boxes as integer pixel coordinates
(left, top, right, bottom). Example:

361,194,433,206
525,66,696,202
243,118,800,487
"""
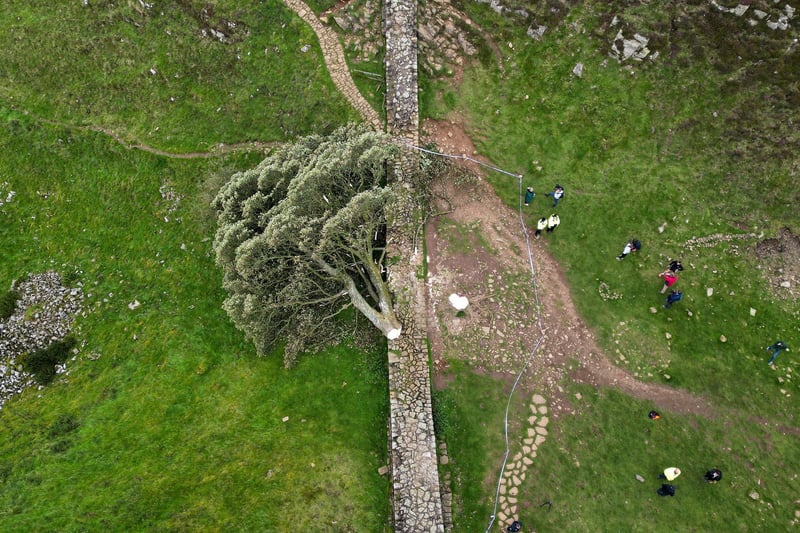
545,185,565,207
546,213,560,232
658,268,678,294
534,217,548,237
524,187,535,206
766,340,789,365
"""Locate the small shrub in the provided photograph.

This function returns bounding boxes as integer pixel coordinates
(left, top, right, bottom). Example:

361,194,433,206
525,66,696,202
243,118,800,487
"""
49,439,73,454
0,290,20,320
431,388,455,437
61,269,81,288
19,335,77,385
47,414,79,438
23,303,43,321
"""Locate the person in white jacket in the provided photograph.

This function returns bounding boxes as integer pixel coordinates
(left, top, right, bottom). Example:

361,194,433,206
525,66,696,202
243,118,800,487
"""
546,213,560,233
534,217,547,237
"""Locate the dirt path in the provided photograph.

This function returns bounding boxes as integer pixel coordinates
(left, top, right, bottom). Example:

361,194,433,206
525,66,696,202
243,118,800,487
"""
421,118,714,418
34,117,281,159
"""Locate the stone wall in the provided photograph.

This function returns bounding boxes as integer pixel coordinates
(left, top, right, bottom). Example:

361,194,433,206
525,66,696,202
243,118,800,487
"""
384,0,444,530
384,0,419,168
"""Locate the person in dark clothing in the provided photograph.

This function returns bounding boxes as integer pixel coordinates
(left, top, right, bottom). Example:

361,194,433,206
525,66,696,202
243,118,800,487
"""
617,239,641,260
766,340,789,365
657,484,676,497
663,290,683,308
545,185,565,207
669,260,684,273
704,469,722,483
524,187,535,206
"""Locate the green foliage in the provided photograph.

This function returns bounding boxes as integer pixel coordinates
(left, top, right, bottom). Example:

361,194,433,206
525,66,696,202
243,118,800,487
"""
431,387,455,436
19,336,77,385
61,268,81,288
0,289,20,320
213,124,400,364
0,113,389,530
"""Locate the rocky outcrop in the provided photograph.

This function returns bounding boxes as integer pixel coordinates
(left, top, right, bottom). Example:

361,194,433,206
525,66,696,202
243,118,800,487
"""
0,271,83,408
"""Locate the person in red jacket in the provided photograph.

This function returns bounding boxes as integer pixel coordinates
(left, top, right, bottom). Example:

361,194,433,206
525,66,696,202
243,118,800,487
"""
658,269,678,294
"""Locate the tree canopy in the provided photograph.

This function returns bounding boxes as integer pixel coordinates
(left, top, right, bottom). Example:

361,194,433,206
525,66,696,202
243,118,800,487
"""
212,124,401,363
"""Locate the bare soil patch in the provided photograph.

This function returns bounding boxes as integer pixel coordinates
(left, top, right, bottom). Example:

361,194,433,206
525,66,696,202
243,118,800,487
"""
754,226,800,299
421,118,715,418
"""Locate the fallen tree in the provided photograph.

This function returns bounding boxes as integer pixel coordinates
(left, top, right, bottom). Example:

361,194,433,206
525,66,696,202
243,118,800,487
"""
212,124,402,364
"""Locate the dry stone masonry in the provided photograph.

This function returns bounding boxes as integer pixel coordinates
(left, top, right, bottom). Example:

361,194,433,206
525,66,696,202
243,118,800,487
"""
384,175,445,530
496,394,549,526
384,0,420,169
384,0,445,529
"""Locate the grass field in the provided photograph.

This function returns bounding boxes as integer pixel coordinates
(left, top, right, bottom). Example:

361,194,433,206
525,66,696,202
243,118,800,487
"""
0,113,391,529
429,1,800,530
0,0,358,151
1,0,798,530
0,0,390,525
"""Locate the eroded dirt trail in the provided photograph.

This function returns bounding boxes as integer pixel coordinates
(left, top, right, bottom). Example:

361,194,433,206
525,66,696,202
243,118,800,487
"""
422,118,714,418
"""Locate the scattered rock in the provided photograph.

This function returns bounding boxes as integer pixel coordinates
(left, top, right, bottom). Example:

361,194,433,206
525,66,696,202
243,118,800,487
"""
635,474,646,483
0,271,83,409
572,62,583,77
378,465,390,475
707,288,714,297
720,335,727,343
750,491,760,500
527,24,547,40
611,30,651,61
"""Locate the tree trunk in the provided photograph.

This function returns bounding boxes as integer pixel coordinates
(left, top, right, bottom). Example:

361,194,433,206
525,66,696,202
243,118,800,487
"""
314,256,402,339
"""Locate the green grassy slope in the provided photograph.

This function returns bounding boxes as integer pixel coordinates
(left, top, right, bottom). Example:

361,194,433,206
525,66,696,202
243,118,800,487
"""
0,113,390,529
431,1,800,530
0,0,358,151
